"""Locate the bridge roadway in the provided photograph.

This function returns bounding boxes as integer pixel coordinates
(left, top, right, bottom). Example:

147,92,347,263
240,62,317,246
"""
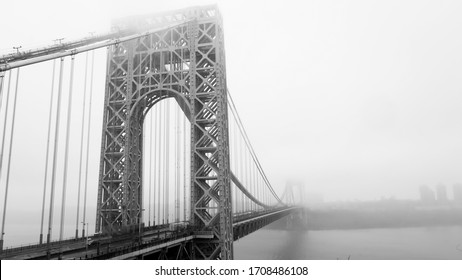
0,207,297,260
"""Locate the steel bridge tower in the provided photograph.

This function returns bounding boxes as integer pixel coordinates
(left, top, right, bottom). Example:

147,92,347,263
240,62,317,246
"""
95,6,233,259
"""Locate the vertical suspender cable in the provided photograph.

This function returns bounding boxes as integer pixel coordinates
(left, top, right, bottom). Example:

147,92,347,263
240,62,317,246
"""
259,173,262,210
250,154,253,210
242,148,245,213
159,103,162,225
230,119,233,213
148,110,153,226
176,106,180,222
261,177,264,209
250,161,253,211
0,72,12,198
0,71,5,186
0,72,5,112
0,71,5,158
228,91,282,204
244,145,248,212
59,55,75,241
162,101,166,224
157,104,161,225
178,107,181,222
141,120,145,226
162,100,165,223
40,60,56,244
264,178,267,206
261,175,264,206
256,174,259,209
229,118,233,213
263,178,265,207
142,118,146,225
239,133,243,213
165,100,170,223
183,114,187,221
47,58,65,246
263,178,266,206
244,149,248,212
152,108,156,226
233,117,238,214
265,179,267,206
250,162,253,211
173,107,177,222
75,52,89,239
82,51,95,237
0,69,19,251
248,152,251,211
0,72,12,189
247,154,250,210
231,120,234,214
253,161,256,211
254,174,257,210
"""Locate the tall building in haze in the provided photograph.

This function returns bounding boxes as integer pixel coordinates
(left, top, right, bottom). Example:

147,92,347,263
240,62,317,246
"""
419,185,435,203
436,184,448,203
453,183,462,204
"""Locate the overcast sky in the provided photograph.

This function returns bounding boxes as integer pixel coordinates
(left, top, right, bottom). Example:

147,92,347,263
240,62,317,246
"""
1,0,462,245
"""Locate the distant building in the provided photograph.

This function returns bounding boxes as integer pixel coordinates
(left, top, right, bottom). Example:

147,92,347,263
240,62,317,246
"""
453,184,462,204
306,192,324,206
419,185,435,203
436,184,448,203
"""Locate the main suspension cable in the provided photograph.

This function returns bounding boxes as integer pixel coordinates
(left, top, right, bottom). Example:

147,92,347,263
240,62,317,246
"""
227,90,283,205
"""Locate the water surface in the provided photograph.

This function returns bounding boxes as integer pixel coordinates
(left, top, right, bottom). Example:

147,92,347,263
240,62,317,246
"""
234,226,462,260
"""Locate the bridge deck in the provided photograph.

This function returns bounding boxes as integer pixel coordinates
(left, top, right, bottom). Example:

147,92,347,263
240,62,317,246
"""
0,207,297,260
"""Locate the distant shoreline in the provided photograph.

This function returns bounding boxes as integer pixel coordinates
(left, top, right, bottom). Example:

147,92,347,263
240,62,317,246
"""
266,206,462,231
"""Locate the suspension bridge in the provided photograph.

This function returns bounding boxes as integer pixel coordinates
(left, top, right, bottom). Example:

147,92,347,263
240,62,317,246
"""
0,5,301,260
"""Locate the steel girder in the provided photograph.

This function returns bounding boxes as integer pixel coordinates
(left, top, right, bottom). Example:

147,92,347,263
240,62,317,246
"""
95,5,233,259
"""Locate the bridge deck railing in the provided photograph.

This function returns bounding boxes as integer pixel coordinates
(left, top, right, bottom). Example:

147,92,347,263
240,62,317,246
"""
1,236,87,256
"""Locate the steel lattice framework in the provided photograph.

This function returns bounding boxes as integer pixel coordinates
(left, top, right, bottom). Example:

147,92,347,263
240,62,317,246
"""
95,6,233,259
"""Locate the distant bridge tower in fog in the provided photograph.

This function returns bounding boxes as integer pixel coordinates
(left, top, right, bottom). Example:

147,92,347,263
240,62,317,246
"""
281,181,308,230
280,181,306,206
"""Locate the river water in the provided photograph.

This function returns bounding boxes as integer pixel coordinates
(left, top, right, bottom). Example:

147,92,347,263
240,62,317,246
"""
234,226,462,260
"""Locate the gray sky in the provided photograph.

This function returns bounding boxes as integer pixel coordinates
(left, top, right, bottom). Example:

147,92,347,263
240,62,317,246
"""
1,0,462,245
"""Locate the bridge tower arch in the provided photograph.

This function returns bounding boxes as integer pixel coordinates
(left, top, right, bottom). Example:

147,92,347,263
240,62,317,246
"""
95,6,233,259
282,181,308,230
